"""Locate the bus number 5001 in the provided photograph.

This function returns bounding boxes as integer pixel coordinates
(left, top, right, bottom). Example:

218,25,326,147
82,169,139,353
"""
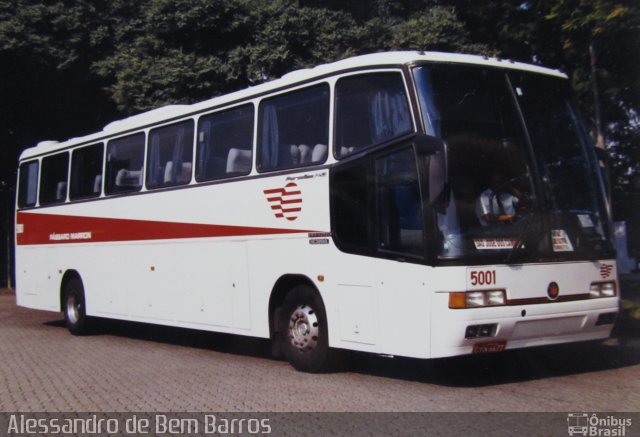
470,270,496,286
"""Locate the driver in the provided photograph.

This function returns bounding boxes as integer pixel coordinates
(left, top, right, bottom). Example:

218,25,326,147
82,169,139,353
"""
476,173,520,226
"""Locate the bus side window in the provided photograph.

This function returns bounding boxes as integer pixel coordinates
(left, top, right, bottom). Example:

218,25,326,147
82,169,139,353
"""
105,133,145,195
70,143,104,200
331,158,371,255
258,84,329,172
39,152,70,206
146,120,194,189
196,104,254,181
17,160,39,208
331,147,425,259
376,147,424,257
335,72,412,159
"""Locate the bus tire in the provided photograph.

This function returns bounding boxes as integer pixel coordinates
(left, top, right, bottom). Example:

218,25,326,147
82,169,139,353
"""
63,277,90,336
279,284,334,372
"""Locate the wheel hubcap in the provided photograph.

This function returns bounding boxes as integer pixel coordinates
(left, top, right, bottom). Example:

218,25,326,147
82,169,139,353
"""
66,292,81,324
288,304,319,351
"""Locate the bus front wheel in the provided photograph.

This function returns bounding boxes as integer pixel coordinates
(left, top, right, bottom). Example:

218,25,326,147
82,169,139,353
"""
63,277,90,336
279,285,334,373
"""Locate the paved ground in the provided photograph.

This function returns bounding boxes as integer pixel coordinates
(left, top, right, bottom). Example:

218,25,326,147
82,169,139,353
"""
0,288,639,415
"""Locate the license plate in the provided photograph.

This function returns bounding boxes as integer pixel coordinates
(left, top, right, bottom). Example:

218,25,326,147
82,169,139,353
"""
472,340,507,354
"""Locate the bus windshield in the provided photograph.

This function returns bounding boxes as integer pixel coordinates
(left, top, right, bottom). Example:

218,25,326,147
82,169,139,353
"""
413,64,614,263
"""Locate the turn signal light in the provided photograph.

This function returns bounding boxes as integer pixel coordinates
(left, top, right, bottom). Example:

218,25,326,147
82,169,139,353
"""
449,290,506,309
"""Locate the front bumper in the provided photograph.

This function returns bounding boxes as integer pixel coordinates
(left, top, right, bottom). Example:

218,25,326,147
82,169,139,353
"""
430,293,618,358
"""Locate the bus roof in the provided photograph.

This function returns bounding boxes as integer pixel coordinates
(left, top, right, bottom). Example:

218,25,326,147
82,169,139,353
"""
20,51,566,160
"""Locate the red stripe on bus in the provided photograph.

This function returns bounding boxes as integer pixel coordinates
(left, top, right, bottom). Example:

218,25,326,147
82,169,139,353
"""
266,197,302,204
15,212,316,246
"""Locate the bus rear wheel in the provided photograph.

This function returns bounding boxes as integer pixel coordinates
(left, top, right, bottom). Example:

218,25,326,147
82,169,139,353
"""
279,284,334,372
63,277,90,336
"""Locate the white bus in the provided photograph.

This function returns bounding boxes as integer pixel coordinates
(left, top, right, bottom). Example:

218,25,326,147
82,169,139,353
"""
15,51,619,372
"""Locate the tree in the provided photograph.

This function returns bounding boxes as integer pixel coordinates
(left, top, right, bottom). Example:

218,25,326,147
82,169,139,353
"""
92,0,249,112
386,5,492,54
227,1,361,84
442,1,640,199
544,0,640,197
1,0,638,195
0,0,116,181
1,0,639,280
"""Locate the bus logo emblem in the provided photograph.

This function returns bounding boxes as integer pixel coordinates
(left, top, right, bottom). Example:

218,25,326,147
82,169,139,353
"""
599,264,613,279
263,182,302,221
547,282,560,300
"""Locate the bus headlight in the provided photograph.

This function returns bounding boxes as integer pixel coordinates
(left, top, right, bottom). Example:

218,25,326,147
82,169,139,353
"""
487,290,506,306
601,282,616,297
449,290,506,309
589,281,617,298
466,292,485,307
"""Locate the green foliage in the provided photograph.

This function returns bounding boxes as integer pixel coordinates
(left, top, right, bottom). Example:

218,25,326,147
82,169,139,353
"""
228,1,361,84
0,0,110,69
543,0,640,195
545,0,640,108
0,0,117,172
0,0,638,200
94,44,227,112
90,0,363,111
387,6,492,54
91,0,249,112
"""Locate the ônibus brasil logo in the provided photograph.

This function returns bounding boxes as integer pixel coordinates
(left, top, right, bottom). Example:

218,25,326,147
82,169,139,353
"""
263,182,302,221
567,413,632,436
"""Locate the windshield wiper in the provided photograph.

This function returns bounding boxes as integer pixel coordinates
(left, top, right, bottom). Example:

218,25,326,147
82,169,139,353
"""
504,203,546,265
